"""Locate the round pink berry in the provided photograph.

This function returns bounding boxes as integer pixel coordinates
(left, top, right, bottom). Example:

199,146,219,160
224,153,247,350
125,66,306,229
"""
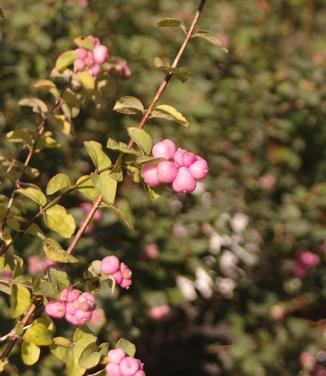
189,158,208,180
90,64,101,76
65,312,79,325
173,148,187,167
182,152,197,167
74,59,85,72
106,363,122,376
141,163,160,187
108,348,126,364
84,51,94,67
134,371,146,376
66,301,79,315
78,292,96,311
101,256,121,275
172,167,197,193
152,139,176,160
76,48,88,60
120,278,132,289
75,309,92,325
45,300,66,318
67,288,82,302
92,36,100,47
157,161,178,183
93,45,109,64
120,357,140,376
112,271,123,284
120,263,132,279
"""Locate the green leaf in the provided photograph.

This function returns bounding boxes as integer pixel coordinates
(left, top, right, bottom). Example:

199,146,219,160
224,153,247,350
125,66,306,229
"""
6,129,34,147
84,141,112,170
91,173,117,205
154,58,191,82
192,30,229,53
16,185,47,207
25,224,45,240
156,17,185,29
43,238,78,264
46,173,71,195
50,337,71,362
54,114,72,135
115,338,136,357
11,284,31,318
55,50,76,72
113,96,144,115
21,341,40,365
18,97,48,114
23,321,53,346
74,36,94,50
127,127,152,155
150,104,189,127
145,184,166,202
76,176,101,201
79,343,101,369
109,204,134,231
78,71,95,90
36,131,59,150
106,138,139,155
44,205,76,238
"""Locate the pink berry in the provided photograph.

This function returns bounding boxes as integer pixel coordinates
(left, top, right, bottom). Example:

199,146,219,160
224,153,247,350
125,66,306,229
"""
108,348,126,364
141,163,160,187
101,256,120,275
67,288,82,302
66,301,79,315
120,357,140,376
59,288,70,302
75,309,92,325
173,148,187,167
297,250,320,267
65,312,79,325
120,263,132,279
106,363,122,376
189,158,208,180
156,161,178,183
92,36,100,47
90,64,101,76
152,139,176,160
76,48,88,60
112,271,123,285
182,152,197,167
120,278,132,289
172,167,197,193
78,292,96,311
45,300,66,318
134,371,146,376
84,51,94,67
93,45,109,64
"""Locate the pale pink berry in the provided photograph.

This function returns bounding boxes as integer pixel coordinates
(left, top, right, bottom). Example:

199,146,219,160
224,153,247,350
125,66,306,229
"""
106,363,122,376
78,292,96,311
141,163,160,187
182,152,197,167
120,278,132,289
90,308,106,326
120,263,132,279
66,288,81,302
134,371,146,376
84,51,94,67
120,357,140,376
189,158,208,180
93,45,109,64
74,59,86,72
45,300,66,318
65,312,80,325
108,348,126,364
101,256,121,275
157,161,178,183
112,271,123,284
75,309,92,325
173,148,187,167
149,304,171,320
76,48,88,60
66,301,79,315
172,167,197,193
90,64,101,76
152,139,176,160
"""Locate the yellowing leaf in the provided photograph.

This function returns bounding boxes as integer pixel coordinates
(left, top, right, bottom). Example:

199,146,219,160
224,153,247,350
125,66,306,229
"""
78,71,95,90
44,205,76,238
115,338,136,357
55,50,76,72
127,127,152,155
91,173,117,205
84,141,112,170
46,173,71,195
21,341,40,365
113,96,144,115
16,185,47,207
11,284,31,318
23,321,53,346
43,238,78,264
151,104,189,127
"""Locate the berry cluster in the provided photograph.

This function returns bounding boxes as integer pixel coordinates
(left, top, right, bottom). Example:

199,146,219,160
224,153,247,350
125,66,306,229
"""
45,287,96,326
100,256,132,289
74,36,109,77
141,139,208,193
106,348,145,376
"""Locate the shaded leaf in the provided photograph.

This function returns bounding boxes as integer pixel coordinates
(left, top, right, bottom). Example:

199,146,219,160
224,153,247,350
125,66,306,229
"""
115,338,136,357
127,127,152,155
11,284,31,318
18,97,48,114
76,175,101,201
43,238,78,264
192,30,229,53
84,141,112,170
16,185,47,207
55,50,76,72
91,173,117,205
106,138,139,155
156,18,185,31
113,96,144,115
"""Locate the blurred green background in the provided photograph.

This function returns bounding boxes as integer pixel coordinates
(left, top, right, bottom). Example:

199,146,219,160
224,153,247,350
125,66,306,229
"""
0,0,325,375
